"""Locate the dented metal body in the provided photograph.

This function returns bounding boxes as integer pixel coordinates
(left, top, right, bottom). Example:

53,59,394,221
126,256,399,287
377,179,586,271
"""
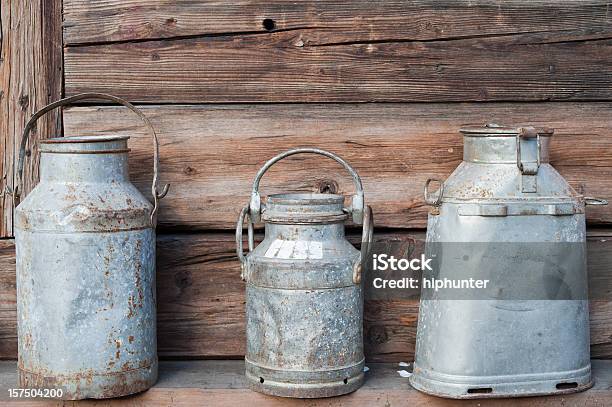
410,124,603,398
236,149,372,398
14,94,168,400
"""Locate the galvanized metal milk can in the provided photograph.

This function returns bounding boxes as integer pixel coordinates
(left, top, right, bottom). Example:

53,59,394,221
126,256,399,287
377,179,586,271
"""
236,148,373,398
410,124,607,398
14,93,169,399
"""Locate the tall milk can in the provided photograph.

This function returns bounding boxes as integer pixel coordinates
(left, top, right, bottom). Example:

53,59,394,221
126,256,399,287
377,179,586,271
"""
410,124,607,398
236,148,373,398
14,93,169,399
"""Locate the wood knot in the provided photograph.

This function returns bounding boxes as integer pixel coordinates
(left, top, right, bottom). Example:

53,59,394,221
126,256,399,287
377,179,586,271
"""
183,166,197,175
19,95,29,110
262,18,275,31
174,271,193,289
317,179,338,194
367,325,388,345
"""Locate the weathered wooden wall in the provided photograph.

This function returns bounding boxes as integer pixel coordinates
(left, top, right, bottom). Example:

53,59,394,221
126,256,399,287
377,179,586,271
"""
1,0,612,363
0,0,63,237
62,1,612,103
61,103,612,230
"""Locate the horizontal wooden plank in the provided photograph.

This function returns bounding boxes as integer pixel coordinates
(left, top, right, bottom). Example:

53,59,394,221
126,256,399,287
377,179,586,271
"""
1,360,612,405
64,27,612,102
1,231,612,361
63,103,612,230
63,0,612,45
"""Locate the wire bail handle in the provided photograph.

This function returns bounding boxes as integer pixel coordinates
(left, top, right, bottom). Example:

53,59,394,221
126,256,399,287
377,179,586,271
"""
15,93,169,227
248,148,365,224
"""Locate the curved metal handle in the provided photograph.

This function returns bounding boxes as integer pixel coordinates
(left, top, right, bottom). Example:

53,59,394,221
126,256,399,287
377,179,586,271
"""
236,205,255,281
249,148,365,224
424,178,444,207
15,93,169,226
353,205,374,284
585,197,608,206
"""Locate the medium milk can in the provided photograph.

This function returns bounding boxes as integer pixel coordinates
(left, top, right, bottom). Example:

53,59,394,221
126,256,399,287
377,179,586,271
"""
236,148,373,398
14,93,169,399
410,124,606,398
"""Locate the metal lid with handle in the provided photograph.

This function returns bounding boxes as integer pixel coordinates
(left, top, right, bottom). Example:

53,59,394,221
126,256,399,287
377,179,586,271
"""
236,147,372,282
15,93,169,227
249,148,365,224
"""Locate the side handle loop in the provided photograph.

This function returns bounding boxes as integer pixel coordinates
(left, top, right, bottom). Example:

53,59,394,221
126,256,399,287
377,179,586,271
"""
249,148,365,224
15,93,169,227
585,197,608,206
236,205,255,281
353,205,373,284
424,178,444,207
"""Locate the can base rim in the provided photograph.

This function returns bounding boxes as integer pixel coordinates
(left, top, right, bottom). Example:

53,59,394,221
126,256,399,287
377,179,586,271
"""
18,360,158,400
409,365,593,399
246,370,364,398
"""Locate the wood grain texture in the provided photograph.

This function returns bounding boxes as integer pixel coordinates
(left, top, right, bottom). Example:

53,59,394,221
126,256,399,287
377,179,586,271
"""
63,0,612,45
0,0,63,237
1,360,612,405
63,103,612,231
0,240,15,360
63,27,612,103
1,231,611,361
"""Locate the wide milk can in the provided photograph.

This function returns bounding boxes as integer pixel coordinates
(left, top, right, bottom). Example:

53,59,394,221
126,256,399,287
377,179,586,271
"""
236,148,373,398
14,93,169,399
410,124,606,398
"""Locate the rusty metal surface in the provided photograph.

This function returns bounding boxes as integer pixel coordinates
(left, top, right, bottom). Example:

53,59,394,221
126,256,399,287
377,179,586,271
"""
16,227,157,399
237,149,372,398
410,124,601,399
14,94,166,400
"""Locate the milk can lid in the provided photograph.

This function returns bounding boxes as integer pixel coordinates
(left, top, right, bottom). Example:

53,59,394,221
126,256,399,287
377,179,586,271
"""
262,193,348,223
39,135,130,153
40,135,129,143
460,123,554,136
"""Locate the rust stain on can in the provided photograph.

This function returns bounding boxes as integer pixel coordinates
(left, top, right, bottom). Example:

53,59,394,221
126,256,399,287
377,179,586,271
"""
237,149,373,398
14,93,168,400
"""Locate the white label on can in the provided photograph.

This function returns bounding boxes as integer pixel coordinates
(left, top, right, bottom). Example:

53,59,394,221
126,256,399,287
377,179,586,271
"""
276,240,295,259
307,241,323,259
293,241,309,260
264,239,283,258
264,240,323,259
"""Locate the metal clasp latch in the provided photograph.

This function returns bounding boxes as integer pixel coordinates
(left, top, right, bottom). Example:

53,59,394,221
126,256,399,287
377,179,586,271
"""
516,127,541,193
